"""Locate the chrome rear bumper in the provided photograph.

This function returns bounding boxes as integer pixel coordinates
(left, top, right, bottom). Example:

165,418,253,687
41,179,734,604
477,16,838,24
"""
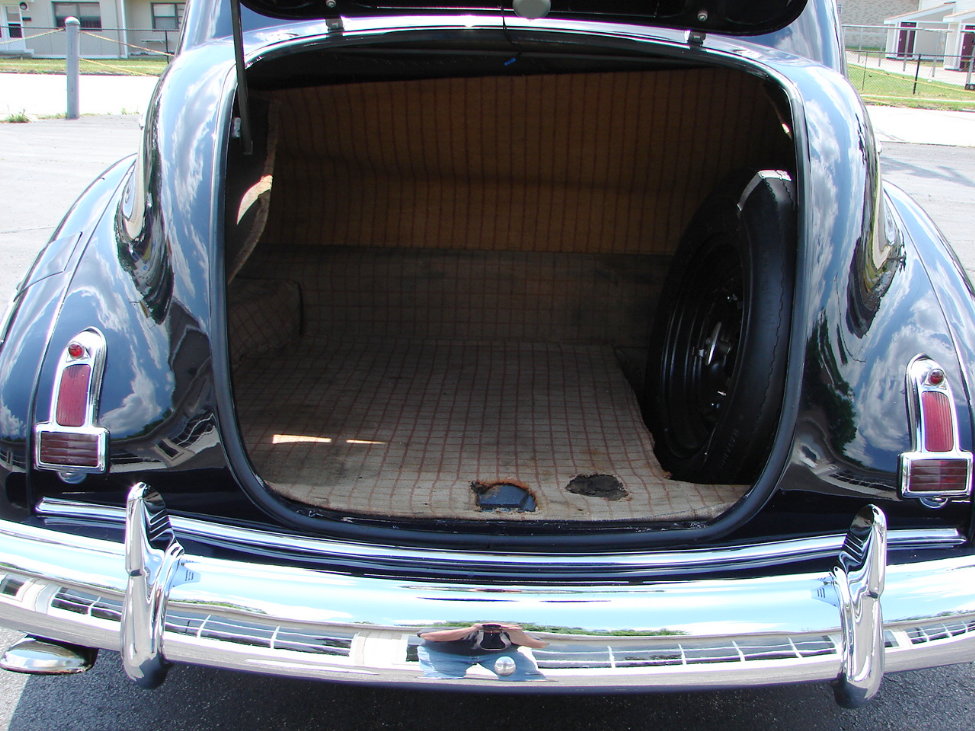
0,485,974,706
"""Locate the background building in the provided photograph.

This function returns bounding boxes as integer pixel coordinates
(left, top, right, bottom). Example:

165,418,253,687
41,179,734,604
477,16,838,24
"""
0,0,182,58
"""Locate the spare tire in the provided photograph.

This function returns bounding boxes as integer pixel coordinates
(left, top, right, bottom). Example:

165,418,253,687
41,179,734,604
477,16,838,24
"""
645,170,795,484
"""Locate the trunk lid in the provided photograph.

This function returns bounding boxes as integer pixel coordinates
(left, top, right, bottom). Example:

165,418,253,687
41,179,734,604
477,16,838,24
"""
239,0,809,37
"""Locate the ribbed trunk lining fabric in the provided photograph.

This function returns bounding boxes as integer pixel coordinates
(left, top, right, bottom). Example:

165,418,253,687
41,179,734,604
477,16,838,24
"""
226,65,787,521
259,68,790,256
233,337,748,522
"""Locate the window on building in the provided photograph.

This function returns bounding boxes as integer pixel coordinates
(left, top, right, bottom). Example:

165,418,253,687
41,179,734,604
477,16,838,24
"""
52,1,101,29
2,5,24,39
151,2,184,31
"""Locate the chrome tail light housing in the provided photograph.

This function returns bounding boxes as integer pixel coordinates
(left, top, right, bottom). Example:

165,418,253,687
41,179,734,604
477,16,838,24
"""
34,329,109,483
899,356,972,506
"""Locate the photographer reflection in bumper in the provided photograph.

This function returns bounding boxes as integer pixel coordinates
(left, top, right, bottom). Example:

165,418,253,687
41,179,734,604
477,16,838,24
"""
417,623,548,681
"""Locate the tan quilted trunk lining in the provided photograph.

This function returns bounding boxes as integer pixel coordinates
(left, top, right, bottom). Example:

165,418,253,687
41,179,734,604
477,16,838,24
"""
230,248,748,522
228,66,788,522
233,337,748,522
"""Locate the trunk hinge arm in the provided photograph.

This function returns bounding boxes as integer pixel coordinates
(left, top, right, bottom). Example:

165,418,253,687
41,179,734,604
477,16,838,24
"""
687,6,708,46
324,0,344,32
230,0,253,155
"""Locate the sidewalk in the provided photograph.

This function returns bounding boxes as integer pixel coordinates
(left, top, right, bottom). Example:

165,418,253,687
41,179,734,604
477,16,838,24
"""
0,72,157,117
0,71,973,147
868,105,975,147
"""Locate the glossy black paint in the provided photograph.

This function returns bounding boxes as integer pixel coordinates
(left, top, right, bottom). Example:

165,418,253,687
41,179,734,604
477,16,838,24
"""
0,158,132,518
752,0,844,71
2,1,973,546
774,61,972,509
200,0,841,70
0,49,242,519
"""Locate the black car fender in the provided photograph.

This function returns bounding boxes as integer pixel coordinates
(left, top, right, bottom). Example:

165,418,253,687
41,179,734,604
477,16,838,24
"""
0,156,134,517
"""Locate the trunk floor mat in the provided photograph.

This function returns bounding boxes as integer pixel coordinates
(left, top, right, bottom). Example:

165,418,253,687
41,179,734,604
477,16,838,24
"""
233,338,749,522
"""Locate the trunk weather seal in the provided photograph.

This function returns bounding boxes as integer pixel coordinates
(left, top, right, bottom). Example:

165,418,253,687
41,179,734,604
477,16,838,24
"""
209,26,808,549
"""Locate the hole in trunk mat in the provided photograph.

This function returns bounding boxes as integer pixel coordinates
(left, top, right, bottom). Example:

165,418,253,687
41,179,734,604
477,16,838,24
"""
472,481,537,512
566,474,628,501
232,338,748,522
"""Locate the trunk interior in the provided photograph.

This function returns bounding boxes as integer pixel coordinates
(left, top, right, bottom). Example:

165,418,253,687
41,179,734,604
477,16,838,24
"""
225,59,796,525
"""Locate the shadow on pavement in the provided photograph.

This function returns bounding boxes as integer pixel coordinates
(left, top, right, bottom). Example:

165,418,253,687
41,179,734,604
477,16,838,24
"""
6,650,975,730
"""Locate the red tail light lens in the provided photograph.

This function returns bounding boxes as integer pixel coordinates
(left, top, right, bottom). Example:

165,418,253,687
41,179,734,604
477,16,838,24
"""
37,432,101,468
906,458,970,493
921,390,954,452
55,364,91,428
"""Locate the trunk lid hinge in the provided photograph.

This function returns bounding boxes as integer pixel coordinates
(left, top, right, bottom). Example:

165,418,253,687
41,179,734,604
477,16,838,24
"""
324,0,344,32
687,9,708,46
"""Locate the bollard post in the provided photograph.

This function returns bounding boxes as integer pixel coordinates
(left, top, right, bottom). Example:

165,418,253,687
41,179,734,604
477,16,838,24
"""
65,17,80,119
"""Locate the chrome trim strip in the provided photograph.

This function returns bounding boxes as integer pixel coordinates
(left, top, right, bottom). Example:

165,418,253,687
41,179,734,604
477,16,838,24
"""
2,497,975,697
832,505,886,708
35,497,965,579
33,328,109,476
900,356,974,502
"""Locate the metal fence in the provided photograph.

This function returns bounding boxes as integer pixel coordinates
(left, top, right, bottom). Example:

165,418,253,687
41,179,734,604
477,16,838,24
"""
843,24,975,92
1,26,176,59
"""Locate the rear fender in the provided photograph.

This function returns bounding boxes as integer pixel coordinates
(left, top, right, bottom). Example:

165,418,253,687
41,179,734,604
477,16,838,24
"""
0,158,133,518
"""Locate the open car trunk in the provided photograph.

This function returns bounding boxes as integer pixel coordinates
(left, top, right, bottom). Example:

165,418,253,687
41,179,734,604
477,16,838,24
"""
225,59,796,525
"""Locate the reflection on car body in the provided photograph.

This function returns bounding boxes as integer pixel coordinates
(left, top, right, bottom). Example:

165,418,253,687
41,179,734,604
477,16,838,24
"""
0,0,974,709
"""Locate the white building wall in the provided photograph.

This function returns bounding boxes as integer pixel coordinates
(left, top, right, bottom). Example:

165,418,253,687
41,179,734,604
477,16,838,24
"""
841,0,918,47
20,0,126,57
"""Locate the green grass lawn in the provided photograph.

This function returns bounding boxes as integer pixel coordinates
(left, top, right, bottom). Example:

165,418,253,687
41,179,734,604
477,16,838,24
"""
0,57,168,76
848,64,975,111
2,56,972,108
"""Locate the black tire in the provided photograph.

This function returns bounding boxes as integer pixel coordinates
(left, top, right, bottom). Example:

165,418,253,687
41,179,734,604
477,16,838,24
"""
645,170,795,484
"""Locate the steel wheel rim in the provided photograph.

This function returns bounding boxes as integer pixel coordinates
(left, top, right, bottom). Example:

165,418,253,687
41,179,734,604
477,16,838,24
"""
663,237,744,458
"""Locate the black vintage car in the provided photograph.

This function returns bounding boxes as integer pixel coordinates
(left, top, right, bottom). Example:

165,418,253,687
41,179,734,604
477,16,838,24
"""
0,0,973,707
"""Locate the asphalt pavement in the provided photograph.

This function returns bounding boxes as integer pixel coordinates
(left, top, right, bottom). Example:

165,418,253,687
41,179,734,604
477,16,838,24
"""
0,85,974,729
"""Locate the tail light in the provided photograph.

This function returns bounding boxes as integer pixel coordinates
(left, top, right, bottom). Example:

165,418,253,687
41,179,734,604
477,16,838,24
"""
34,329,108,483
899,357,972,505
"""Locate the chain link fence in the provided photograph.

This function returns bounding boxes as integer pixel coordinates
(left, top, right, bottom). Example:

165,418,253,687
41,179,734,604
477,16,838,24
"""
0,26,175,62
843,24,975,108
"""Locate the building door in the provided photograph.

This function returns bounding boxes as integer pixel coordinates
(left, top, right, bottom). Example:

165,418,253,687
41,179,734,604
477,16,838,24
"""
0,5,26,53
897,21,917,58
962,25,975,71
